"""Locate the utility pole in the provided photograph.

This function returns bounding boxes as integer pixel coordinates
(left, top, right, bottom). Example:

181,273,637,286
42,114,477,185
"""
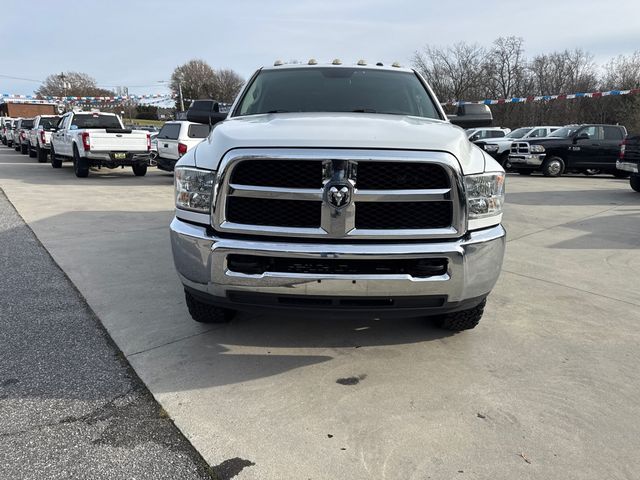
178,80,185,112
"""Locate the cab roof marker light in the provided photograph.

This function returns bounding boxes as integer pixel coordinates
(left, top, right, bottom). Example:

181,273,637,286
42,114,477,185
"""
332,58,342,65
376,62,384,66
308,58,318,65
273,60,284,66
357,59,367,66
392,61,402,68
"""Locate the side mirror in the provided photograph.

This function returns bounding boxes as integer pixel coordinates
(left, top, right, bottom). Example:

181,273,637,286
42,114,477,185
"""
186,99,228,126
448,104,493,129
469,134,480,142
574,132,589,142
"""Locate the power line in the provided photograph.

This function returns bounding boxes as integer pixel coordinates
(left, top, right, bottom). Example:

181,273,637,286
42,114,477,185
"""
0,74,43,83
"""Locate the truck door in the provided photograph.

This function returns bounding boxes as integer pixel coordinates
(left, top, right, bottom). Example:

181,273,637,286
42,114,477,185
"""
568,126,602,169
601,127,625,170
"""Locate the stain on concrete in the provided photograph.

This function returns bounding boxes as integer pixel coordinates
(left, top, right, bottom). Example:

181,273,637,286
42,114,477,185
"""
336,374,367,385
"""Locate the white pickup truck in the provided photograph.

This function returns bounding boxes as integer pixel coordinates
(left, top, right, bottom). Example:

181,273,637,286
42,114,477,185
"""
170,61,506,331
50,111,151,177
27,115,60,162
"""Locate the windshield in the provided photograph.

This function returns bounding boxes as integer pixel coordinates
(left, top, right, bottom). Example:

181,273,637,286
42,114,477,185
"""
71,114,122,129
549,126,579,138
506,128,532,139
235,67,441,119
40,117,60,129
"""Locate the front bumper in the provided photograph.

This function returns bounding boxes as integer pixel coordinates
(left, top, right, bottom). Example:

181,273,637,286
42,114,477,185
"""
508,153,545,167
616,160,638,173
170,218,506,315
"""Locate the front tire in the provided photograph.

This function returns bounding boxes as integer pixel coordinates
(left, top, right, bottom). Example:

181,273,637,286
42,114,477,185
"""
132,164,147,176
436,299,486,331
499,152,512,170
185,290,235,323
542,156,564,177
50,145,62,168
28,143,37,158
20,143,28,155
73,147,89,178
630,174,640,193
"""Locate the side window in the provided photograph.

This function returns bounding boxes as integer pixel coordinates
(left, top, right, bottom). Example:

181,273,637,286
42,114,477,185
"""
603,127,624,141
529,128,546,138
578,126,600,140
187,124,211,138
158,123,181,140
490,131,505,138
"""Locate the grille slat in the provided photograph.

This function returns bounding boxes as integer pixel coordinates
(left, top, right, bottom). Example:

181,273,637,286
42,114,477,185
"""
230,160,323,188
356,202,452,230
226,197,321,228
356,162,450,189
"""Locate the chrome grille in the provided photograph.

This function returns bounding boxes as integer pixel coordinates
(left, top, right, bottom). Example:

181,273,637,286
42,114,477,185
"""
212,149,465,240
511,142,530,154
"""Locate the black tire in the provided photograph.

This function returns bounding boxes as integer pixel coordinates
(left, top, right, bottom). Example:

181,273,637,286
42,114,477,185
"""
613,171,630,179
541,156,564,177
499,152,511,170
15,143,20,152
630,174,640,193
7,141,12,147
517,170,532,175
28,144,37,158
185,290,235,323
73,146,89,178
132,164,147,176
37,145,47,163
436,299,486,331
20,143,28,155
50,145,62,168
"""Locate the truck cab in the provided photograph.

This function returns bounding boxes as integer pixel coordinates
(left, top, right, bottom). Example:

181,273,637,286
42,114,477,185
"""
509,124,628,177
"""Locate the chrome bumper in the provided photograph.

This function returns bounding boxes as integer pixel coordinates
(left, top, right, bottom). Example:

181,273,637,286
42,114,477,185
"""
616,161,638,173
170,218,506,310
508,153,545,166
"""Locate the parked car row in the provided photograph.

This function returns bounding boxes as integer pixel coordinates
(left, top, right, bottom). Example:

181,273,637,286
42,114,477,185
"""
1,111,210,177
473,123,632,179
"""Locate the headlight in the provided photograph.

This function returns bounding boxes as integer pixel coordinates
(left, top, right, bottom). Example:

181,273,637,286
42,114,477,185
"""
464,172,505,230
484,144,499,153
175,167,215,213
530,144,545,153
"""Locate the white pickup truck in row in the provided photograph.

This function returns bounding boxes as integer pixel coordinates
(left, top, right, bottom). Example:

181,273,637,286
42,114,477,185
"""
50,111,152,177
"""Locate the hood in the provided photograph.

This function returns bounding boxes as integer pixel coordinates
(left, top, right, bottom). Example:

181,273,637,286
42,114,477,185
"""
188,112,489,175
525,136,570,145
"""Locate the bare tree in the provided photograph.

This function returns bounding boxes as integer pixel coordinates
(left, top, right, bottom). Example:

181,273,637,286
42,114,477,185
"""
413,42,487,102
213,69,245,103
483,36,528,98
601,51,640,89
36,72,113,97
171,59,217,105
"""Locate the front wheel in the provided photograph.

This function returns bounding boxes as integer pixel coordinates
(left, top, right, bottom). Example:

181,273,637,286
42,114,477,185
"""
73,147,89,178
132,164,147,176
185,290,235,323
435,299,486,331
499,152,512,170
542,157,564,177
50,145,62,168
630,174,640,193
28,143,37,158
20,143,28,155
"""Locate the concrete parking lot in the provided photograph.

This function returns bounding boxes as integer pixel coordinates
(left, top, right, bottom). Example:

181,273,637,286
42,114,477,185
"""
1,148,639,479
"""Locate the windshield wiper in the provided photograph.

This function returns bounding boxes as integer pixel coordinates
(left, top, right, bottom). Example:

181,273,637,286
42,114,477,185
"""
352,108,377,113
266,110,289,113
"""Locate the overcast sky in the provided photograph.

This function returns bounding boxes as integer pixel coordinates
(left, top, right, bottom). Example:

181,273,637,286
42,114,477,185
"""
1,0,639,98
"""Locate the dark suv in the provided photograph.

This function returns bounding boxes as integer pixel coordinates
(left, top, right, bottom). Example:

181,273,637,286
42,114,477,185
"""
508,124,628,177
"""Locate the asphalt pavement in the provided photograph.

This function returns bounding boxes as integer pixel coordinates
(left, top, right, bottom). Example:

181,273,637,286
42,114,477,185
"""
1,146,640,480
0,189,214,479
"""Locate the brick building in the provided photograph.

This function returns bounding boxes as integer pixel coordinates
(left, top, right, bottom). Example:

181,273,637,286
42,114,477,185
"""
0,100,59,117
